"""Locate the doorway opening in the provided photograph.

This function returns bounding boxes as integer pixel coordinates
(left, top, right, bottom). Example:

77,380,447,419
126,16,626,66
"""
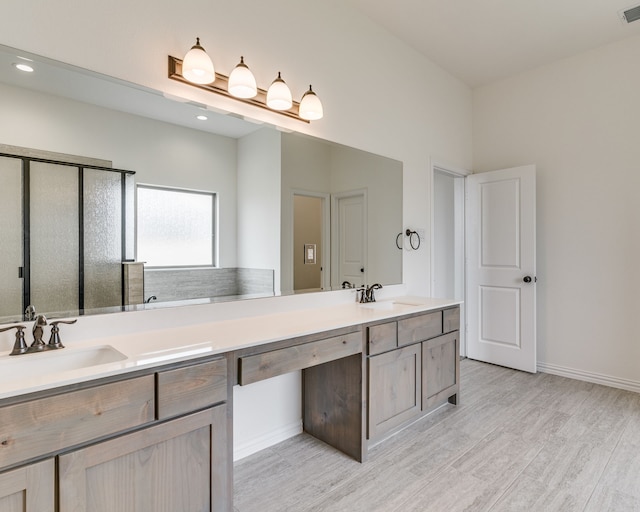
292,192,330,293
431,164,468,356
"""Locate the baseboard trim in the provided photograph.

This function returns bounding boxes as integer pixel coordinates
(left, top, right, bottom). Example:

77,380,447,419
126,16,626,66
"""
537,362,640,393
233,420,303,462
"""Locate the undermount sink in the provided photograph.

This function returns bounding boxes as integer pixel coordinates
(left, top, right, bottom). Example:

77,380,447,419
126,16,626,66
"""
0,345,127,384
359,300,422,310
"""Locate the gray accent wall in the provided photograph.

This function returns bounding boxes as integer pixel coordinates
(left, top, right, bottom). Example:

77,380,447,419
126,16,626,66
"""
144,268,274,303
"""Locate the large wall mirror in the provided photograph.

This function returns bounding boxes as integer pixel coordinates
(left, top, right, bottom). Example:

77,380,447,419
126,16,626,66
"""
0,44,402,325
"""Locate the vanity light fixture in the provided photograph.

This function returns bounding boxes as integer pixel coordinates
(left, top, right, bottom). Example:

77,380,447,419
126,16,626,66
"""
228,56,257,99
168,39,324,122
266,72,293,111
181,37,215,85
299,85,323,121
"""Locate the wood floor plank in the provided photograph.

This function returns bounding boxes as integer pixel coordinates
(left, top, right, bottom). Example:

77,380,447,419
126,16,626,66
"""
233,359,640,512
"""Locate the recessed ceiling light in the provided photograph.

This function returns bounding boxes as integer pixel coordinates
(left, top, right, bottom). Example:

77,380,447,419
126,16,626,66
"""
13,63,34,73
196,114,208,121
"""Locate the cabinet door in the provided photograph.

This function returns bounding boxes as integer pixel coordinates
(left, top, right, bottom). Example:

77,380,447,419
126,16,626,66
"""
0,459,54,512
368,344,421,440
422,331,460,410
59,405,230,512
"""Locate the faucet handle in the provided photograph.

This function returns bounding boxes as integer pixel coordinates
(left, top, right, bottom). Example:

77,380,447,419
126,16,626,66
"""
48,319,77,350
0,324,29,356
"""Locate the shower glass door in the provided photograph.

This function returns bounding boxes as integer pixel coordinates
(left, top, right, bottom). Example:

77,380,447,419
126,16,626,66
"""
0,156,23,321
30,161,80,315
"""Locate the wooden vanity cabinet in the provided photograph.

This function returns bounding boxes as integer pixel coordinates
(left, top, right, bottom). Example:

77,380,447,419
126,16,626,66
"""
368,344,421,440
366,306,460,442
0,355,232,512
58,406,228,512
422,330,460,409
0,459,54,512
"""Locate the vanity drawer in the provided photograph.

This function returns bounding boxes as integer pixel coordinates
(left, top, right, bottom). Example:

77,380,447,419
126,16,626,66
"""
0,375,154,471
156,358,227,420
443,307,460,333
239,331,362,385
398,311,442,346
367,322,397,355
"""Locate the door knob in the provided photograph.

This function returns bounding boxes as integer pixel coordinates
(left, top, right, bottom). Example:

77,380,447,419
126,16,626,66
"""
523,276,532,283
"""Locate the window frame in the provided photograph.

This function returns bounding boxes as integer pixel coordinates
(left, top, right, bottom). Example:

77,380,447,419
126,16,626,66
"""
135,183,217,269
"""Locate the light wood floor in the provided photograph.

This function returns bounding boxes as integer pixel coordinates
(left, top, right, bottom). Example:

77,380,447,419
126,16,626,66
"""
234,359,640,511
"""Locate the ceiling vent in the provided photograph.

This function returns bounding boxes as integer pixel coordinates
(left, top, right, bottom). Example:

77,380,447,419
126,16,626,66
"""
619,4,640,23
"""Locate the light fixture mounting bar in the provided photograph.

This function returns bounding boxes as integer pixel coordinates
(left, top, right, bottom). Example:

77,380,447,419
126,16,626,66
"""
168,56,309,123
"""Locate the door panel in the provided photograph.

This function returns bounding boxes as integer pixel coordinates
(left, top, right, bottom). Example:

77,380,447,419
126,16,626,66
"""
466,165,536,373
333,192,367,288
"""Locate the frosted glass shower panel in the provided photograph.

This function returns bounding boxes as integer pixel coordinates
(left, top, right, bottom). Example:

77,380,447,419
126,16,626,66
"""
30,162,80,314
0,157,23,319
83,169,122,310
124,173,135,261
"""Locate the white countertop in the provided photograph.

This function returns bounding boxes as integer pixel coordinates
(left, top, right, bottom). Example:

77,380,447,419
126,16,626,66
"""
0,297,460,401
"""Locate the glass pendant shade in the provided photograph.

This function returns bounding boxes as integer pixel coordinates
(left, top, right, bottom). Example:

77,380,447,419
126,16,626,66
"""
299,85,323,120
182,37,215,85
266,72,293,110
228,56,257,98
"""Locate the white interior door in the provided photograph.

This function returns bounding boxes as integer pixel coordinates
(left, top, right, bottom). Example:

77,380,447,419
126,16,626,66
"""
332,191,367,288
466,165,536,373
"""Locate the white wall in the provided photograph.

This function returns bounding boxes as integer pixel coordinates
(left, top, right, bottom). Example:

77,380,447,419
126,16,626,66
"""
473,34,640,387
237,128,282,292
0,0,473,458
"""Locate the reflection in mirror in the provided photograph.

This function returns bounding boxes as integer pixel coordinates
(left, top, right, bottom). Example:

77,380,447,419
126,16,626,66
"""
0,43,402,326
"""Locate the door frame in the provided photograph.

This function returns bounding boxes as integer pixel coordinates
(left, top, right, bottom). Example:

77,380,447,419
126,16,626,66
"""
430,161,470,356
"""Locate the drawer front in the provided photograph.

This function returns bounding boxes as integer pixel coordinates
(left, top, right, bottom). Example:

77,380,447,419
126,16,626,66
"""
443,307,460,333
367,322,397,355
397,311,442,346
0,375,154,471
239,331,362,385
157,358,228,420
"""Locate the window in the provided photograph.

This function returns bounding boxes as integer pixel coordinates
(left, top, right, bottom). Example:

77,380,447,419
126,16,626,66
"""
137,185,216,267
